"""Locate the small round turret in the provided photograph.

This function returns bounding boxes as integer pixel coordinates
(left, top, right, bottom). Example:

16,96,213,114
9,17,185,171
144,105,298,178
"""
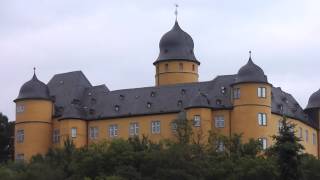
15,70,51,102
235,51,268,85
306,89,320,110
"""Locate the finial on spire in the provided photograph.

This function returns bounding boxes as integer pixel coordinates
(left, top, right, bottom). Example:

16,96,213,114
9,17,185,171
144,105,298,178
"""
174,4,179,21
249,51,252,58
33,67,36,75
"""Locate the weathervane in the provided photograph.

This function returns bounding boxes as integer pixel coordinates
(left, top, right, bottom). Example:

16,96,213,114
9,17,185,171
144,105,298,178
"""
174,4,179,21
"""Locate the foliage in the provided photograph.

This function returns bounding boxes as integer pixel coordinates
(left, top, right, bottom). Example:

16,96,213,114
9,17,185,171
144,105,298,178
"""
267,116,305,180
1,115,320,180
0,112,15,163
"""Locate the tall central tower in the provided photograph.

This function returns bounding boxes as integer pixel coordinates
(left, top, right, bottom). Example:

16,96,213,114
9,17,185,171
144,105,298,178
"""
154,20,200,86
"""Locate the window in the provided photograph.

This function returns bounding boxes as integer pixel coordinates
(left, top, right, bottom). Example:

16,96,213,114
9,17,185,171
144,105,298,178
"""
89,127,99,139
233,88,240,99
165,64,169,71
193,115,201,127
16,154,24,161
151,121,161,134
305,130,309,142
216,141,224,152
156,65,159,74
258,113,267,126
71,128,77,138
299,127,303,139
53,129,60,144
171,122,177,132
109,125,118,137
257,87,267,98
16,105,25,113
278,120,283,132
313,133,316,145
114,105,120,112
179,63,183,71
215,116,225,128
192,64,195,71
258,138,268,150
129,123,139,136
16,130,24,143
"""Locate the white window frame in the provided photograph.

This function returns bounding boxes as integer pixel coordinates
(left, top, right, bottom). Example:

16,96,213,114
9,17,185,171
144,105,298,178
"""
215,116,225,128
16,105,25,113
312,132,316,145
257,87,266,98
16,154,24,161
299,127,303,139
129,122,139,136
71,127,77,138
233,88,240,99
16,129,24,143
109,125,118,137
305,130,309,142
258,138,268,150
171,122,178,132
193,115,201,127
151,121,161,134
258,113,267,126
89,127,98,140
53,129,60,144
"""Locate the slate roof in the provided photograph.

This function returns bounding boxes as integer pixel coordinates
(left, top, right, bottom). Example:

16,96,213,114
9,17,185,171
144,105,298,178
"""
46,71,316,128
154,21,199,65
306,89,320,110
15,73,51,102
234,57,268,84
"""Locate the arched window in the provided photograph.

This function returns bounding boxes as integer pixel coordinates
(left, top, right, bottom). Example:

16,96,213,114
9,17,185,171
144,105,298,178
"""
192,64,195,71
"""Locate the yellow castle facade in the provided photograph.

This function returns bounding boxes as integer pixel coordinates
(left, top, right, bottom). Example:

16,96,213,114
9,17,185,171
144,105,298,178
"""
14,20,320,161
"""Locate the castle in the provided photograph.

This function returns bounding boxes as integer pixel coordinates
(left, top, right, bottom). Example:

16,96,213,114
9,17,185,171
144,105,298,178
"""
14,19,320,161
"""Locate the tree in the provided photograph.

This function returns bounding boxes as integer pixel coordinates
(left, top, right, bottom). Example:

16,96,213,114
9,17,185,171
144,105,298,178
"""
172,110,192,145
267,116,304,180
0,113,15,163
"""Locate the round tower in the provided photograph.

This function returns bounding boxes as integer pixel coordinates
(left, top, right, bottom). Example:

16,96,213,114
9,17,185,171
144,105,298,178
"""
231,52,272,148
14,69,53,161
154,20,200,86
305,89,320,128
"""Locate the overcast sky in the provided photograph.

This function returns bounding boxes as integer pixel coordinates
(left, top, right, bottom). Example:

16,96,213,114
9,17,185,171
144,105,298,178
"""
1,0,320,120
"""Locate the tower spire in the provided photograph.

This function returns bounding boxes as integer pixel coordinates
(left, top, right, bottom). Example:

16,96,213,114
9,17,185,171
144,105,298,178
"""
33,67,36,75
174,4,179,21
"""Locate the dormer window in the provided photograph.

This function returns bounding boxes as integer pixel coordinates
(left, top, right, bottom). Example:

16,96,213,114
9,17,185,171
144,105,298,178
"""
119,94,125,100
181,89,186,95
221,86,226,94
114,105,120,112
88,92,92,96
147,102,152,109
216,99,222,105
177,100,183,107
150,91,156,97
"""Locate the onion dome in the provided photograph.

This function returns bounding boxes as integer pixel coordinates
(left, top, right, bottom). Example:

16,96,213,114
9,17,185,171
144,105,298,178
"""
306,89,320,109
154,20,199,65
234,52,268,84
14,69,51,102
186,93,211,109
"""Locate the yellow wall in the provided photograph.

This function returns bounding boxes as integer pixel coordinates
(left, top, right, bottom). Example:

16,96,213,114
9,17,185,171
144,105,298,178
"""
15,100,53,161
186,108,212,144
155,61,199,86
88,113,179,144
59,119,87,148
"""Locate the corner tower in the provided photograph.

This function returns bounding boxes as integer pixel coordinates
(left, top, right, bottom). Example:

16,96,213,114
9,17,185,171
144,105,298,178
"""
14,69,53,161
154,19,200,86
231,52,272,145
